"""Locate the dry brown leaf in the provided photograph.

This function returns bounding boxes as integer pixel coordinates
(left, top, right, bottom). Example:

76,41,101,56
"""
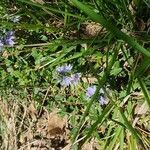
36,111,68,139
85,22,102,37
47,113,67,137
133,101,149,127
134,101,149,115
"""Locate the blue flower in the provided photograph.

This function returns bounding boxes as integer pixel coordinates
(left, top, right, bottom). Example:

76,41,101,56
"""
4,31,15,46
56,64,81,87
60,76,73,86
86,86,108,105
56,64,72,74
60,73,81,87
71,73,81,85
86,86,96,98
0,31,15,46
99,95,108,105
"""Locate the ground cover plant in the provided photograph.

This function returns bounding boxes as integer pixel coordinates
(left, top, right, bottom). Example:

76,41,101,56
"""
0,0,150,149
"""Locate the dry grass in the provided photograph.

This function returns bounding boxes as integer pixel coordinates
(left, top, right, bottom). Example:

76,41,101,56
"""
0,90,149,150
0,93,70,150
0,91,101,150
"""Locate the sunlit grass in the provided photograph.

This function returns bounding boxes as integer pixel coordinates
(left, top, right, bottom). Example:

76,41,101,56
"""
0,0,149,149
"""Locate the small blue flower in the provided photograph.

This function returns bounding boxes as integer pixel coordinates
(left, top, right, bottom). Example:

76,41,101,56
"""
56,64,72,74
86,86,96,98
56,64,81,87
86,86,108,105
71,73,81,85
60,76,73,86
4,31,15,46
60,73,81,87
99,95,108,105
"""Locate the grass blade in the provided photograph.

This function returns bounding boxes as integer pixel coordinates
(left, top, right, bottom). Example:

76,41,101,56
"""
119,107,147,149
81,102,114,146
17,0,85,19
138,78,150,107
72,42,120,146
108,127,122,150
71,0,150,57
119,127,124,150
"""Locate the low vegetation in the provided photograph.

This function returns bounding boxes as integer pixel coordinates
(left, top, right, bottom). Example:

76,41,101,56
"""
0,0,150,149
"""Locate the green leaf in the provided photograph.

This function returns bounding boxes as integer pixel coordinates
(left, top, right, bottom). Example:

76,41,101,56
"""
110,68,122,76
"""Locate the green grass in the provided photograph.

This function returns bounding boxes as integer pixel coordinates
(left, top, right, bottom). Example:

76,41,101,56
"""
0,0,150,149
